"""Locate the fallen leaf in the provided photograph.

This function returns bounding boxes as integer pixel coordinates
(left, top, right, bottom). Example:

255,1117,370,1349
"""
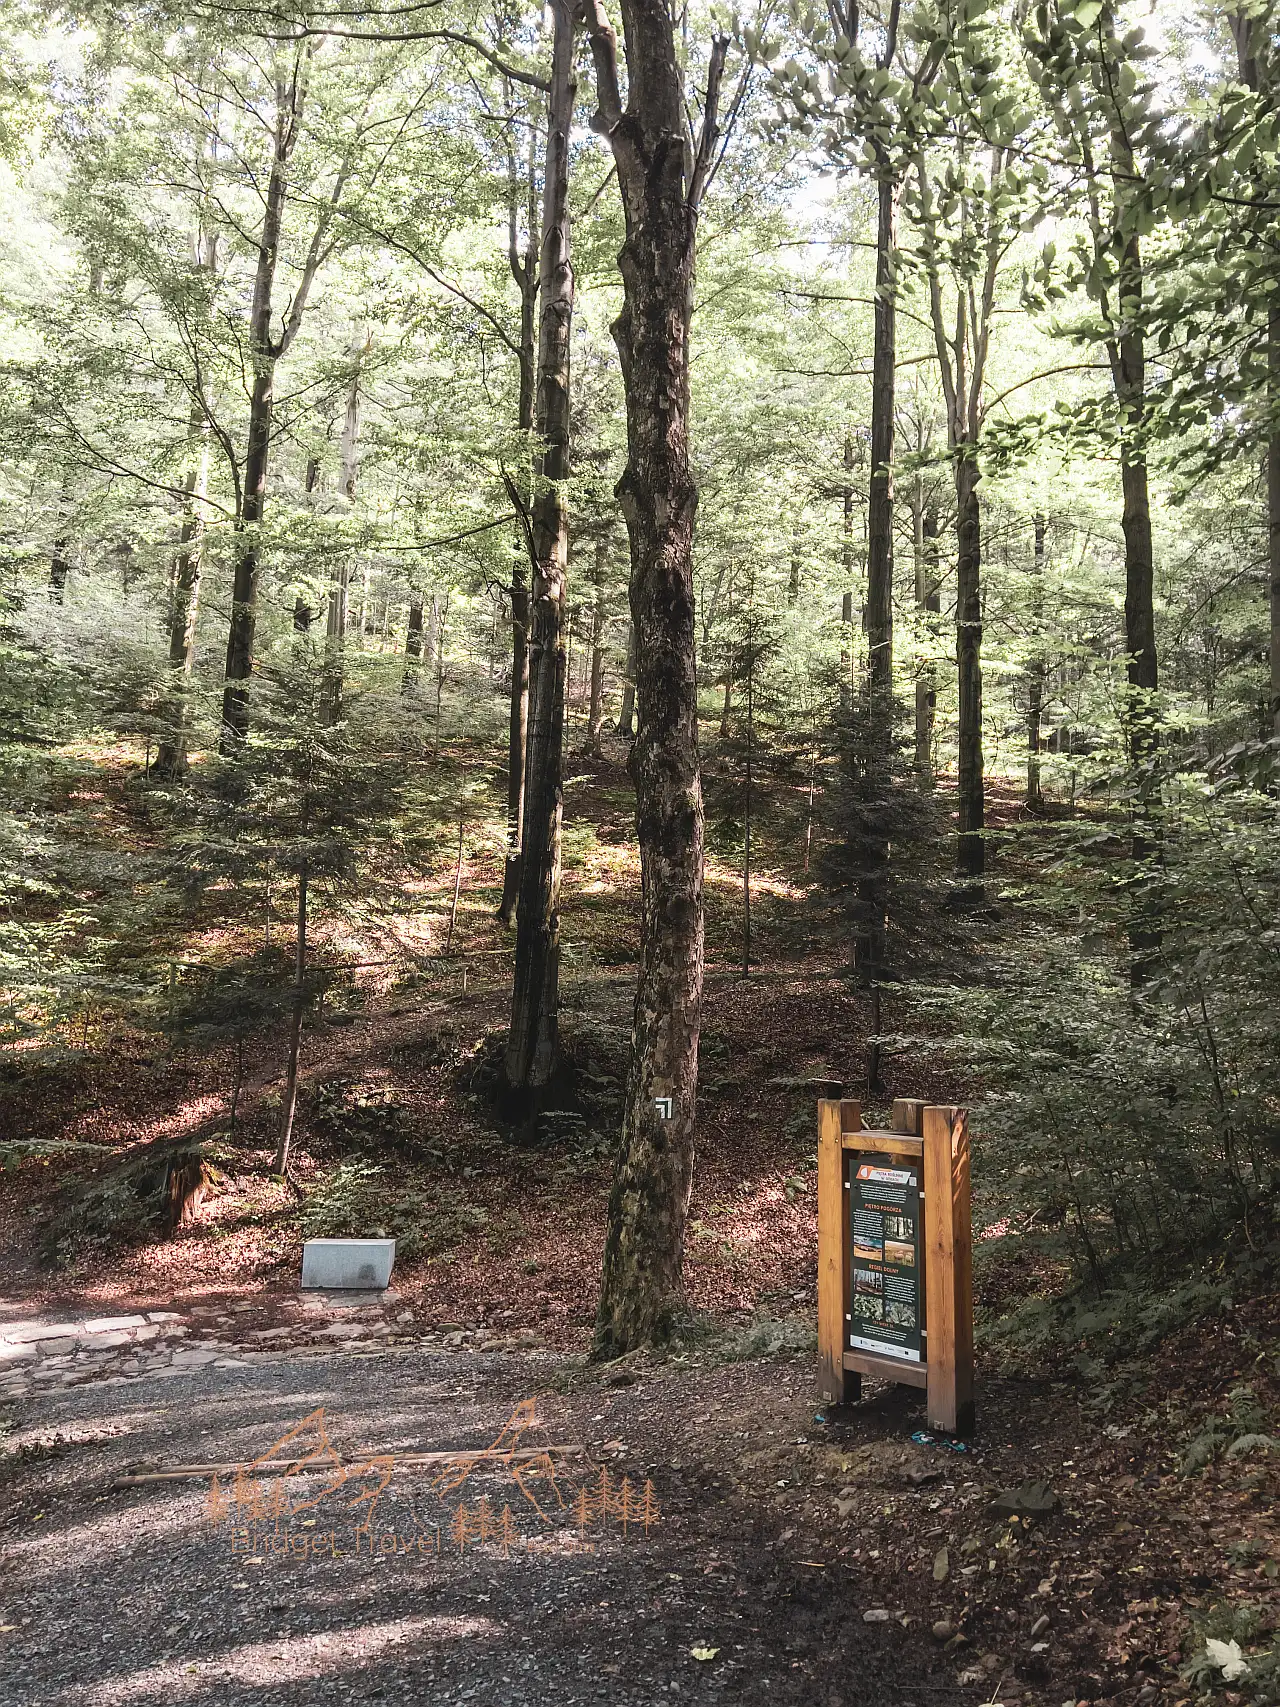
1205,1638,1250,1682
934,1546,950,1582
691,1646,719,1662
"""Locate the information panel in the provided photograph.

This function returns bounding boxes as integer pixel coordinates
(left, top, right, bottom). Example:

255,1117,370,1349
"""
847,1154,922,1363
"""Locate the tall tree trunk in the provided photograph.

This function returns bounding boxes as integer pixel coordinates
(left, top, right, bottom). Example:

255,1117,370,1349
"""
617,619,637,736
582,0,724,1354
855,172,898,1090
320,352,362,728
1232,14,1280,733
1269,299,1280,733
914,483,940,787
402,596,424,695
153,400,211,780
840,435,855,715
1026,510,1046,810
504,0,576,1109
220,94,291,753
588,533,608,754
864,174,896,768
955,451,985,881
499,124,540,928
272,856,308,1176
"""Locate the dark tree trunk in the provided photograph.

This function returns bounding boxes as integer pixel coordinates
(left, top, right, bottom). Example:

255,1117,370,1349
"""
272,858,307,1176
1232,15,1280,732
293,597,313,633
840,436,855,715
320,356,362,729
1270,299,1280,732
499,124,541,928
1111,233,1160,973
402,596,424,695
153,401,210,780
48,539,71,602
955,452,985,881
587,533,608,754
504,0,576,1107
864,173,896,768
582,0,725,1354
1026,510,1046,811
617,619,637,736
914,485,940,787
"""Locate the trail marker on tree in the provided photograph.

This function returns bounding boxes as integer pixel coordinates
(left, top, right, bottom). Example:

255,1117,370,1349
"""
817,1098,974,1436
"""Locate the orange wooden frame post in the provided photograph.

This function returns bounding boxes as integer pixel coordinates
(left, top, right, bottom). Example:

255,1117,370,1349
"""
923,1105,974,1436
817,1097,861,1405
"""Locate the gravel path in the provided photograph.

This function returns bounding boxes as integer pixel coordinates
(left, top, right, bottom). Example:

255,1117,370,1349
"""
0,1335,974,1707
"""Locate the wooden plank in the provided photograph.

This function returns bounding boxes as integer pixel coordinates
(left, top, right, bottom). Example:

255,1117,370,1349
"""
839,1097,864,1134
841,1131,924,1158
817,1099,856,1404
843,1349,927,1390
923,1104,975,1436
890,1098,927,1136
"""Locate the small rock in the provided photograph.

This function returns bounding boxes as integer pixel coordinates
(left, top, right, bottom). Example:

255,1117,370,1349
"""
933,1546,950,1582
606,1369,636,1387
932,1621,954,1643
36,1338,78,1358
147,1311,183,1323
1031,1614,1050,1638
1030,1641,1050,1654
863,1609,891,1623
956,1667,985,1687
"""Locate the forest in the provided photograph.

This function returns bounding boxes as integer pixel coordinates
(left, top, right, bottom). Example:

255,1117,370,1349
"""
0,1,1277,1704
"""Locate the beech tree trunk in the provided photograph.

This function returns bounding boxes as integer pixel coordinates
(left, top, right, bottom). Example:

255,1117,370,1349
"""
1231,15,1280,733
587,533,608,754
582,0,725,1353
272,856,307,1177
955,451,985,880
864,174,896,768
499,110,541,927
320,351,362,728
914,486,940,787
1026,510,1046,810
220,51,334,754
402,596,424,695
503,0,575,1109
153,399,211,780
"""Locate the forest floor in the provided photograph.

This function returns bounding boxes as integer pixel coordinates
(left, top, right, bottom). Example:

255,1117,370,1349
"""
1,733,1277,1705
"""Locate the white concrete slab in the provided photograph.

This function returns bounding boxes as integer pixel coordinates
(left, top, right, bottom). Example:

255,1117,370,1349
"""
301,1238,396,1291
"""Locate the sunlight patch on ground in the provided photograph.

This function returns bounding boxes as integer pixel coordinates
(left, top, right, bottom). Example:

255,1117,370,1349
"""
701,857,807,900
56,1614,501,1704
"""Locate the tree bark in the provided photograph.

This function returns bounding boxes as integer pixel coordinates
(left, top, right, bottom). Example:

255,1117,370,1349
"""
587,532,609,754
320,349,363,728
272,857,307,1176
153,399,211,780
402,596,424,695
503,0,576,1108
1026,510,1046,810
1231,13,1280,732
913,485,940,787
582,0,724,1353
499,116,541,927
864,173,897,770
955,451,985,880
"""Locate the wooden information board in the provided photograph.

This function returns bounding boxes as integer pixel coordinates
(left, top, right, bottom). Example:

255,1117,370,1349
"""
817,1097,974,1436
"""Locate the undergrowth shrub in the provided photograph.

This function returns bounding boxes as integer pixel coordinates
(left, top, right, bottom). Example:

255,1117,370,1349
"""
299,1161,488,1260
931,775,1280,1352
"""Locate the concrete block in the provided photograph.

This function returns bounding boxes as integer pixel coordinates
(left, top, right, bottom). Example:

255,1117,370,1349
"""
301,1239,395,1292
